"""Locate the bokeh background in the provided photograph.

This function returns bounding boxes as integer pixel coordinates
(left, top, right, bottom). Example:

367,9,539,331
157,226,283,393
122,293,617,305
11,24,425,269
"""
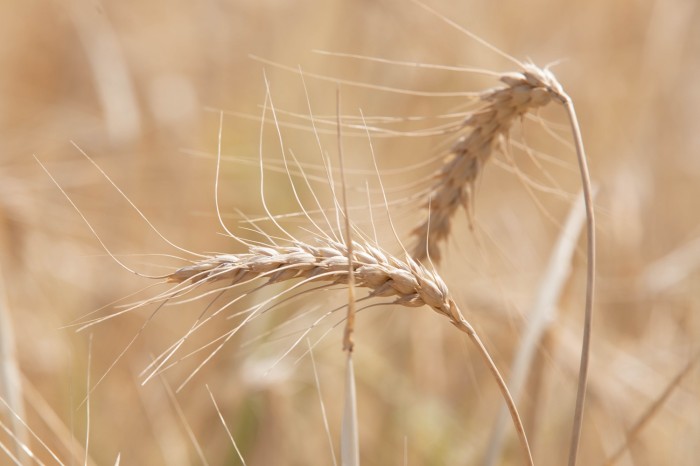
1,0,699,464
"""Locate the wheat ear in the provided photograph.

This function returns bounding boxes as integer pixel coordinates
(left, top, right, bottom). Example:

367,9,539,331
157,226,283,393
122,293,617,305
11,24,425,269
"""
168,237,534,465
412,64,564,262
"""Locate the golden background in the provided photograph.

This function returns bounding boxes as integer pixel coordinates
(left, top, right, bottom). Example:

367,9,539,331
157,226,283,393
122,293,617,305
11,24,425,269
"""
1,0,699,464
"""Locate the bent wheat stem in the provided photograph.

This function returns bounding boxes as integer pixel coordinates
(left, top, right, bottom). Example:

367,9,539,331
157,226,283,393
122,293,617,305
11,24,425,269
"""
562,93,596,466
167,237,534,465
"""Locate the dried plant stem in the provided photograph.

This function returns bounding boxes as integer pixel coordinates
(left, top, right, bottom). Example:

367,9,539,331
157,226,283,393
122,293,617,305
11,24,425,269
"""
341,352,359,466
562,96,596,466
336,88,360,466
484,188,591,466
412,65,564,262
452,319,534,466
336,89,357,354
66,3,141,144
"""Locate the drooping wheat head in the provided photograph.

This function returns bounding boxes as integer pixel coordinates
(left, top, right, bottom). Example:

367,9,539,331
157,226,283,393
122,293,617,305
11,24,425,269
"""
168,238,465,326
412,64,566,262
165,231,532,464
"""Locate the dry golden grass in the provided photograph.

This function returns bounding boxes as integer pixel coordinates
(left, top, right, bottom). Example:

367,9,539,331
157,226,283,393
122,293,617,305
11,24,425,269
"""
2,1,700,465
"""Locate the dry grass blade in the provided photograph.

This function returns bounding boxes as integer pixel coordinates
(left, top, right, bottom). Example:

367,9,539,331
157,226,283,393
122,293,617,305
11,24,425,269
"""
412,65,565,262
341,353,359,466
65,2,141,144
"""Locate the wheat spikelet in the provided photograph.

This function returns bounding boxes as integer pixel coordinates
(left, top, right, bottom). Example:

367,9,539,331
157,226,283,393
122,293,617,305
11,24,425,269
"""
412,64,565,262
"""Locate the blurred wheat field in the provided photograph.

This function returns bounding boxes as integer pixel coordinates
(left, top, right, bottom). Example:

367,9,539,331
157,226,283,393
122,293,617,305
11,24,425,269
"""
1,0,700,465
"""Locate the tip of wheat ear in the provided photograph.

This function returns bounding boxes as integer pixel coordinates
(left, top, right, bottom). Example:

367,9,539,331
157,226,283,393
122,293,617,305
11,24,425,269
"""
412,64,565,263
167,238,468,327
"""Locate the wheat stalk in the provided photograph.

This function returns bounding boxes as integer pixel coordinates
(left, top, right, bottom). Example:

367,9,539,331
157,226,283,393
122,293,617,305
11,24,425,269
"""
406,56,595,466
168,236,534,465
412,64,565,262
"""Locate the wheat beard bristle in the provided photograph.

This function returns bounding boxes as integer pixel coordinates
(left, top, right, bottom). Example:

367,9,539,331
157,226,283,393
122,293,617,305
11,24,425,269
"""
168,237,468,327
412,64,565,263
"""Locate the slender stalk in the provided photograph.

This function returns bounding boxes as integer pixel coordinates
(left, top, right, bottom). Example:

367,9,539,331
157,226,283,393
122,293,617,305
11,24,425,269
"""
562,95,596,466
484,189,591,466
336,89,357,353
336,87,360,465
452,317,533,466
341,352,360,466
